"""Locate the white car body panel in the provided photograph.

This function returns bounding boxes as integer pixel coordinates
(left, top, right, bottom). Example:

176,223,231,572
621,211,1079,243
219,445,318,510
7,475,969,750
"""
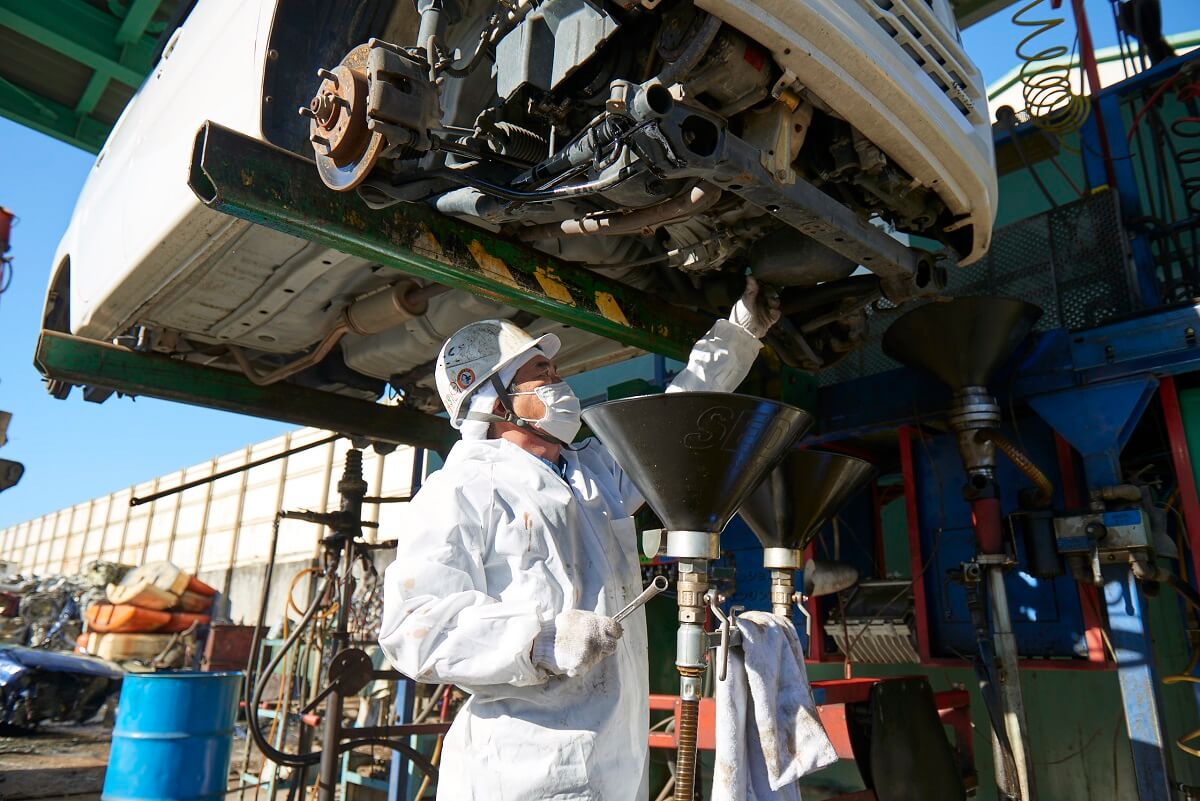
49,0,997,397
698,0,997,261
54,0,276,339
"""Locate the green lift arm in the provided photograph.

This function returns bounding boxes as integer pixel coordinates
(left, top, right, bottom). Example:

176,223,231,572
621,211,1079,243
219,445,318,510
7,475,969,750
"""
189,122,715,363
35,331,457,453
35,122,727,452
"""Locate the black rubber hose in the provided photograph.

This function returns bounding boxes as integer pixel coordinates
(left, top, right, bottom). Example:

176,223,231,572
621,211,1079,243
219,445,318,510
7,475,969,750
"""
248,571,332,766
243,521,442,782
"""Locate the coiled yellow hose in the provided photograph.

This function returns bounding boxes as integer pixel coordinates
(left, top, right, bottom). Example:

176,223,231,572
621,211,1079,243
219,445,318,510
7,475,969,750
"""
1012,0,1092,138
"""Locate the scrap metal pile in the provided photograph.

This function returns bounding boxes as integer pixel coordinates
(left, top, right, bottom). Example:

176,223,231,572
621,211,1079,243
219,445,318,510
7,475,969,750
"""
0,561,126,651
0,560,219,729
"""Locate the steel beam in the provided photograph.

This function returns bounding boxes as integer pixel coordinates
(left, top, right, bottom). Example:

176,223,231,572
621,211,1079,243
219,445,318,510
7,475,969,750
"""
35,331,456,453
188,122,714,362
0,76,108,153
0,0,156,88
114,0,164,45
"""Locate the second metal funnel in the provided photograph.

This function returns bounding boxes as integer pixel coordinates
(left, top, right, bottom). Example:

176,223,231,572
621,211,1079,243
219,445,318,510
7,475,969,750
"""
581,392,815,533
740,450,877,554
881,297,1043,390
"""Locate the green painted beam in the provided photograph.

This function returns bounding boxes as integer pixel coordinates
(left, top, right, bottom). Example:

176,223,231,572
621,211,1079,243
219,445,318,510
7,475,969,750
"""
0,76,106,153
952,0,1021,27
114,0,164,45
74,71,110,117
0,0,156,88
189,122,715,362
35,331,457,453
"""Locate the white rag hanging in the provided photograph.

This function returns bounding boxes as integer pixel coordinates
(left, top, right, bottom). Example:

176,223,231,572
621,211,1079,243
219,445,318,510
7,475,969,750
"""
712,611,838,801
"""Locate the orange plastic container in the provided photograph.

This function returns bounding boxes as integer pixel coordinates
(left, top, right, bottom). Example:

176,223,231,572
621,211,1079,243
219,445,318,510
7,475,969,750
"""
186,575,218,596
86,603,210,633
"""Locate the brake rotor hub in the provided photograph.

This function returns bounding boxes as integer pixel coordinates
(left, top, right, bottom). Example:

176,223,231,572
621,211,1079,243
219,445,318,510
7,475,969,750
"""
308,65,369,163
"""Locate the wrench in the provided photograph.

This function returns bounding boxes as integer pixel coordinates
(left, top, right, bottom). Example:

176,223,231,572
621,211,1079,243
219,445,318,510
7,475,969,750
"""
613,575,670,623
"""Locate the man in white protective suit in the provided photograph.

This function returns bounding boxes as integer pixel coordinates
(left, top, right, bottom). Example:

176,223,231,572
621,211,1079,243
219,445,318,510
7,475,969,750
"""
379,279,780,801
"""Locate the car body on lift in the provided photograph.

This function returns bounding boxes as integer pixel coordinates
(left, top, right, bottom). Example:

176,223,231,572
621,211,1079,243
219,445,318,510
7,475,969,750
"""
42,0,996,411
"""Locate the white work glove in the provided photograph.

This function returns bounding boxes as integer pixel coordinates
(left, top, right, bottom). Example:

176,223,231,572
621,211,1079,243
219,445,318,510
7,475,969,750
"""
532,610,623,678
728,276,781,339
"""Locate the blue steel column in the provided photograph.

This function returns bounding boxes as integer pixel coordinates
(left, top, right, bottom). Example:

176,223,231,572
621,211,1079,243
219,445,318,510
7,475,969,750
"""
1103,563,1173,798
1028,378,1172,800
388,679,415,801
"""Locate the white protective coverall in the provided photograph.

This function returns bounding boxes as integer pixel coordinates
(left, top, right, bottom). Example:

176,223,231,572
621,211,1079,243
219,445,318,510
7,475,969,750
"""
379,319,762,801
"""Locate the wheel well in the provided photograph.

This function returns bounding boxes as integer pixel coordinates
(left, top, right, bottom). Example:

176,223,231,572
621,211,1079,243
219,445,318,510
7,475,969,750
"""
43,256,71,333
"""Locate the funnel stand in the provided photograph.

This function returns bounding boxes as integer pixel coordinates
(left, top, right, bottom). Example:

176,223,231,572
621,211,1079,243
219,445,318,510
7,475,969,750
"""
674,556,711,801
884,299,1045,801
579,393,814,801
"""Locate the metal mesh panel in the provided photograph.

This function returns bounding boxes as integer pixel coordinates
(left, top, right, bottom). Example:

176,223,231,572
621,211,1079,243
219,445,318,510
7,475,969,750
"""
817,189,1133,386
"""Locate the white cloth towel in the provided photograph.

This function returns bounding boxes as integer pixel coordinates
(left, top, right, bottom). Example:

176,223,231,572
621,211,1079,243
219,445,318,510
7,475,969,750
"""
712,611,838,801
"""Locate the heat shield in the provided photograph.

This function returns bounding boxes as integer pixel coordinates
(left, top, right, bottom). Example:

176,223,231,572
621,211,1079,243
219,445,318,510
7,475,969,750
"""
740,450,876,552
581,393,814,533
881,297,1043,389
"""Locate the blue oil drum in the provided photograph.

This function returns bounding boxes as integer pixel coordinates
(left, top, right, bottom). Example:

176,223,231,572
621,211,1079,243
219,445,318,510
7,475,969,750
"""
103,671,243,801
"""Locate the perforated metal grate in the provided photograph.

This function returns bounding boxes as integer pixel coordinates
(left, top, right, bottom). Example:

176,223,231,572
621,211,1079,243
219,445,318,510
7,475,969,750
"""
818,189,1134,386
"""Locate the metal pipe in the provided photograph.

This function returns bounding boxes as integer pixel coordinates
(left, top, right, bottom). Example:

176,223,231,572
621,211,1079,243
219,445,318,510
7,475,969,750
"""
517,184,722,241
987,566,1036,801
228,280,445,386
673,559,709,801
130,434,340,506
228,322,348,386
436,161,647,203
318,450,368,801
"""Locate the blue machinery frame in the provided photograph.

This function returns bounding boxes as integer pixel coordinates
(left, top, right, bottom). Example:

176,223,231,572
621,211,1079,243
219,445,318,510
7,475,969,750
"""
812,46,1200,800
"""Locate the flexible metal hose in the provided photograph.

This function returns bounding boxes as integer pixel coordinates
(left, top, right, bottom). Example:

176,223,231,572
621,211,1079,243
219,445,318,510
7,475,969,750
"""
978,429,1054,507
1011,0,1092,138
674,696,701,801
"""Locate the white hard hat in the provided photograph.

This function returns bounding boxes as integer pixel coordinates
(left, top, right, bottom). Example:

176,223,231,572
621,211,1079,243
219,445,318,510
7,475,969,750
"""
435,320,561,428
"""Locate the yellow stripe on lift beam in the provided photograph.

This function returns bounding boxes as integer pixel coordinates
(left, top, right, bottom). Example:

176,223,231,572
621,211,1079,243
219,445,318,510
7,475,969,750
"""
411,223,446,261
468,241,520,288
534,266,576,306
594,292,630,327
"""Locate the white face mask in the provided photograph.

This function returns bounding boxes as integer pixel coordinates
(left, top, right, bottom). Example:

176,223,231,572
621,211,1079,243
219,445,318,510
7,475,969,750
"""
510,382,582,444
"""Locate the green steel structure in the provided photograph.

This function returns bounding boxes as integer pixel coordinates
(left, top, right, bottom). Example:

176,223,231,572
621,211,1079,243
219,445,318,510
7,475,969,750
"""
34,330,457,452
190,122,715,362
0,0,182,152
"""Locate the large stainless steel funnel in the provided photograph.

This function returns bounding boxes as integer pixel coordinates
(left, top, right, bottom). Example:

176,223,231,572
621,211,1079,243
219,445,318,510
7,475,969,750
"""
740,450,877,554
881,297,1043,390
583,391,813,801
581,392,815,533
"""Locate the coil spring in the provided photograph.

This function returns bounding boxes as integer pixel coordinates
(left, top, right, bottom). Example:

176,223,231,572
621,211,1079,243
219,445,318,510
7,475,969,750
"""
487,122,549,164
1011,0,1092,137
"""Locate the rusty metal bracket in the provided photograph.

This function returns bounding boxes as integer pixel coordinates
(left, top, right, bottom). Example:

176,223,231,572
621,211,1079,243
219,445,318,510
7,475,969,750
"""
188,122,715,362
34,331,455,453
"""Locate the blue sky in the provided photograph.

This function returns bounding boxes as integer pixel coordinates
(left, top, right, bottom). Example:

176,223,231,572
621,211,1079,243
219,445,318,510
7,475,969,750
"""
0,0,1196,530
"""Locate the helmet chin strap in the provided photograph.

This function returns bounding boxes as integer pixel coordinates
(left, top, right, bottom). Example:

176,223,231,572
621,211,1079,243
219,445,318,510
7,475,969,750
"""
463,376,571,449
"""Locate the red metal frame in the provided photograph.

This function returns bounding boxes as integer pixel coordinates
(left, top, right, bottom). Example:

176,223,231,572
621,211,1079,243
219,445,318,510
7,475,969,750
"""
803,540,825,661
1160,375,1200,580
1054,433,1109,663
1068,0,1117,187
871,480,886,578
649,678,975,800
898,425,932,661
